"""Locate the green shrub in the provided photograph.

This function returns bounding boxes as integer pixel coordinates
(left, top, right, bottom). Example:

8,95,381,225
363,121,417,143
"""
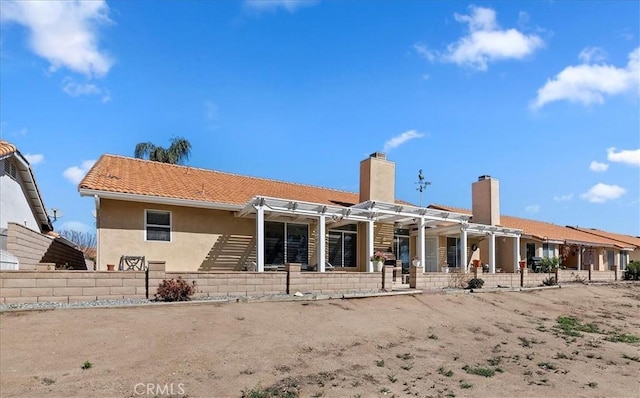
623,261,640,280
467,278,484,289
542,276,557,286
155,277,196,302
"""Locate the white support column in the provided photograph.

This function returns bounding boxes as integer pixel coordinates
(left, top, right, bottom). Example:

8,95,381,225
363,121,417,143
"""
577,248,582,271
317,215,326,272
460,227,468,273
513,235,521,273
366,220,374,272
489,232,496,273
418,217,426,273
256,205,265,272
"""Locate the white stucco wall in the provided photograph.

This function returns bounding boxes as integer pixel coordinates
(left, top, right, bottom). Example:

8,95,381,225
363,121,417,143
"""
0,159,39,231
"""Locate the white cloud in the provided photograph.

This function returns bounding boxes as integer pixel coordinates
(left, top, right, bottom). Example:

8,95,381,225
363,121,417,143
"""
58,221,92,234
532,47,639,109
62,78,111,102
244,0,318,12
204,101,218,121
383,130,426,152
578,47,607,64
24,153,44,165
525,204,541,213
0,0,113,77
580,183,626,203
416,6,544,71
63,160,96,185
607,147,640,167
553,193,573,202
589,161,609,172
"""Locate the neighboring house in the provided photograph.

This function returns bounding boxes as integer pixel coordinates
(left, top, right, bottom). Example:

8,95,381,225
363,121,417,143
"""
569,227,640,266
430,177,636,272
0,140,86,270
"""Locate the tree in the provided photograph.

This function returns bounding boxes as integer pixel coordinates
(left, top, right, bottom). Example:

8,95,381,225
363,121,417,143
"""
59,230,96,261
134,137,192,164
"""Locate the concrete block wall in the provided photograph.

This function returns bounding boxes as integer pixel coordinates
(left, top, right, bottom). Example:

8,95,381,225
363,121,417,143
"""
7,223,86,270
410,267,618,291
166,271,287,298
6,223,53,270
0,270,146,304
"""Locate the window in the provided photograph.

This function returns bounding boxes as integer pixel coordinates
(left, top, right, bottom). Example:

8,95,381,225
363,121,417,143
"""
542,243,555,258
620,252,628,270
265,222,308,265
393,228,410,271
145,210,171,241
328,224,357,267
607,250,615,269
446,237,460,268
526,243,536,261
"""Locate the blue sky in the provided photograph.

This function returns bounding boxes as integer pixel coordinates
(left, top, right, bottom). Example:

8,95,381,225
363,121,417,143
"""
1,0,639,236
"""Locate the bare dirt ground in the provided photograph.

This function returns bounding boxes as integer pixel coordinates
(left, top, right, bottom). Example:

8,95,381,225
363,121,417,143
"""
1,284,639,398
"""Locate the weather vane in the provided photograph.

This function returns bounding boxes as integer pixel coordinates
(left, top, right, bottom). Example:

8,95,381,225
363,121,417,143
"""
416,169,431,207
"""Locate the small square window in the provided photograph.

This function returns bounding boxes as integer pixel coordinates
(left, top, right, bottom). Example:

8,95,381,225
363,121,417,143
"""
145,210,171,241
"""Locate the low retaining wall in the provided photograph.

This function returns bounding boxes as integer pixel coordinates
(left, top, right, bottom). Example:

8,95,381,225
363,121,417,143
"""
0,262,393,304
410,265,619,290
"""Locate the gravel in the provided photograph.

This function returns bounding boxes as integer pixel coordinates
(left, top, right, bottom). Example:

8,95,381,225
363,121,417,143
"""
0,290,388,312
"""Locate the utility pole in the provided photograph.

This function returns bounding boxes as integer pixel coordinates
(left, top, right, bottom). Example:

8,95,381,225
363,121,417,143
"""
416,169,431,207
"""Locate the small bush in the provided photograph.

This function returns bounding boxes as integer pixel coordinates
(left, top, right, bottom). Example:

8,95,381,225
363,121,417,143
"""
623,261,640,280
155,277,196,302
467,278,484,289
462,365,495,377
542,276,557,286
81,360,92,370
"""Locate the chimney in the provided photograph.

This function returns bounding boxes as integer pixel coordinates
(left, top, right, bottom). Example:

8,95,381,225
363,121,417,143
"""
359,152,395,203
472,175,500,225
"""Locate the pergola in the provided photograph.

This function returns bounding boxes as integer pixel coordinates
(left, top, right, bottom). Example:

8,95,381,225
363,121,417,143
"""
237,196,507,273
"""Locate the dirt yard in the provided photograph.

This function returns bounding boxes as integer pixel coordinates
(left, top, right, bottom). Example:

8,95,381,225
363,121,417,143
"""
1,284,639,398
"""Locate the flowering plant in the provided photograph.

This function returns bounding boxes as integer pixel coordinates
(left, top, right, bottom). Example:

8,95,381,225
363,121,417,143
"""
370,251,386,262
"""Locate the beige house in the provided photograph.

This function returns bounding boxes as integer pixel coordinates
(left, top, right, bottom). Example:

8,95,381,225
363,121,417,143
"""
80,152,526,273
80,152,636,275
430,182,637,272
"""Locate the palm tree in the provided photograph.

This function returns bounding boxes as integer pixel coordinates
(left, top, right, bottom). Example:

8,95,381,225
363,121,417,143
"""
134,137,192,164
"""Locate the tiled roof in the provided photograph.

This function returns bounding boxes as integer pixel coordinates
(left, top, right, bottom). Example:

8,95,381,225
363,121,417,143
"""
80,154,380,207
429,204,634,248
0,140,17,157
569,227,640,248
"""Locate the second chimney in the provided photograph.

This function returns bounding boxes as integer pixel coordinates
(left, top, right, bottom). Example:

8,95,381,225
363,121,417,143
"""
359,152,395,203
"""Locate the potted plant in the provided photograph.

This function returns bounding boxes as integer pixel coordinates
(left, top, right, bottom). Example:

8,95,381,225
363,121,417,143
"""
370,251,386,272
472,259,481,268
519,260,526,269
107,264,115,271
412,256,421,267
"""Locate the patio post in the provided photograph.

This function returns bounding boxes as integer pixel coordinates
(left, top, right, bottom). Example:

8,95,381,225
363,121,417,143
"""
513,235,521,273
488,232,496,273
317,214,326,272
366,220,374,272
460,226,468,273
577,247,582,271
256,204,265,272
418,217,426,273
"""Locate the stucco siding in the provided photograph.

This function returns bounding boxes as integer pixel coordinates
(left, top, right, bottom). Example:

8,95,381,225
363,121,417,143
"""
0,166,39,231
98,199,256,272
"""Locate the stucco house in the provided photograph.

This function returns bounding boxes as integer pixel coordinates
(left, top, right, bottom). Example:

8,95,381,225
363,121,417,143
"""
80,152,526,273
431,193,637,272
0,140,85,270
80,151,636,275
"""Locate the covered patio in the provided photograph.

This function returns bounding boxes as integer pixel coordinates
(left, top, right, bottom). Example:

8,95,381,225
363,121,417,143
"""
236,196,472,273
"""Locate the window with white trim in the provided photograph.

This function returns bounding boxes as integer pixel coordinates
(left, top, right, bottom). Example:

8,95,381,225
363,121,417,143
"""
145,210,171,241
620,252,628,270
542,243,555,258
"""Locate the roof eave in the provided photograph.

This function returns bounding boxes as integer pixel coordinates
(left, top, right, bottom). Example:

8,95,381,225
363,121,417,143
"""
79,188,243,212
